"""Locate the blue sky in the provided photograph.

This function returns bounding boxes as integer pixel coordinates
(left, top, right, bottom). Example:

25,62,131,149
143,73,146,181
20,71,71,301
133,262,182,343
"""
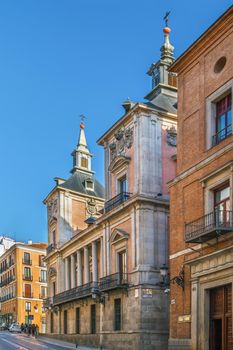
0,0,231,243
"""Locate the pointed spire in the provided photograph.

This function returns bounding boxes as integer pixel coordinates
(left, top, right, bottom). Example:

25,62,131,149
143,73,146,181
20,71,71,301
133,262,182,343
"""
71,116,93,174
77,120,89,153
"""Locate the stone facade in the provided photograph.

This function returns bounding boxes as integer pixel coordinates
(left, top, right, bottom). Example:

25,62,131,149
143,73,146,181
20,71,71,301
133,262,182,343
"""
44,24,177,350
168,6,233,350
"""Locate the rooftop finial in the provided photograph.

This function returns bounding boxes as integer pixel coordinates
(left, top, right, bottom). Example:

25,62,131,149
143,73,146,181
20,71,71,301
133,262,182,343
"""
80,114,86,129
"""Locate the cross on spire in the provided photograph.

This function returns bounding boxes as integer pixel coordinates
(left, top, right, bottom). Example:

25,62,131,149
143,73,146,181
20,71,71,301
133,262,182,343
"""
80,114,86,124
163,11,171,27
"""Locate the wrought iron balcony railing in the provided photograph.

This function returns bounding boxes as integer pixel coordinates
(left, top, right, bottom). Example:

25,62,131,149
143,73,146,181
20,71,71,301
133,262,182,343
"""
105,192,132,213
99,272,128,291
53,282,94,306
23,292,33,298
185,210,233,243
22,259,32,265
0,275,15,287
23,275,33,281
39,277,47,283
212,125,232,147
0,294,14,302
47,243,57,255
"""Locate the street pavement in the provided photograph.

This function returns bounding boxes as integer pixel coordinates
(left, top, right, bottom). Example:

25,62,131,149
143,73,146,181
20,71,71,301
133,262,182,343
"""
0,331,106,350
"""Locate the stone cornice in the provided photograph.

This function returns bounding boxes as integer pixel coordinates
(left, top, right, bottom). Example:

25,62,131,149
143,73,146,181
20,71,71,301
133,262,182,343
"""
97,103,176,146
46,194,170,257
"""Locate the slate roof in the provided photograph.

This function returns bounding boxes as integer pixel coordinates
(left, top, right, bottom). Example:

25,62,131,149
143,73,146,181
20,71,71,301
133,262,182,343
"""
144,93,177,114
59,171,105,199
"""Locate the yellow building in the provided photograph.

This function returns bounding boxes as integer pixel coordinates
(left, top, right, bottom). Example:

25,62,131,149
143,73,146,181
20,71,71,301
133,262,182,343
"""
0,241,47,333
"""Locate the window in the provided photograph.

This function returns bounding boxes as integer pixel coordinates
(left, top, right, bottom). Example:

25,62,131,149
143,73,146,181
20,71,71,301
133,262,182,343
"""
118,250,127,282
118,176,127,194
52,281,56,296
23,252,31,264
114,299,121,331
40,286,47,298
90,304,96,334
152,68,160,88
81,157,88,168
52,230,56,245
212,93,232,146
85,179,94,190
51,313,54,333
25,302,31,311
64,310,68,334
24,267,31,280
76,307,80,334
214,183,230,225
40,270,47,283
39,255,46,267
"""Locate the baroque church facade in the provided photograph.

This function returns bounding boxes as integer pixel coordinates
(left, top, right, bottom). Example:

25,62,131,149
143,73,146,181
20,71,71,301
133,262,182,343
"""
44,23,177,350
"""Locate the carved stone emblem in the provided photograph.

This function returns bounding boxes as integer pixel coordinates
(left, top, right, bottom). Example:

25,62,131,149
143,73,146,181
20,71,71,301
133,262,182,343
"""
109,126,134,159
166,126,177,147
48,198,58,218
87,198,97,215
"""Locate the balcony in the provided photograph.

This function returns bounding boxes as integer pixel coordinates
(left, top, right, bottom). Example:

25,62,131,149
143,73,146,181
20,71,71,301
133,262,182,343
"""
23,292,33,298
47,243,57,255
39,277,47,283
23,275,33,281
105,192,132,213
39,294,46,299
185,210,233,243
22,259,32,265
212,125,232,147
0,263,9,273
0,294,14,302
53,282,94,306
99,272,129,291
0,275,15,287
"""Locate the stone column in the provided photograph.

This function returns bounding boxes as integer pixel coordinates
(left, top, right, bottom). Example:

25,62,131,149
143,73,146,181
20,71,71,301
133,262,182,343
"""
84,246,89,284
65,257,69,290
70,254,76,289
77,250,82,286
100,237,104,278
92,241,98,284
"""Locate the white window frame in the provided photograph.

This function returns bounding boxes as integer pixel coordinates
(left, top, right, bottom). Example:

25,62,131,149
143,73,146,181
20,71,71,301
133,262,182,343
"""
206,79,233,150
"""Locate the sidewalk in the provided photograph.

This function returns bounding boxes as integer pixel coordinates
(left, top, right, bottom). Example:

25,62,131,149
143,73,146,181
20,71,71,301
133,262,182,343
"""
37,335,109,350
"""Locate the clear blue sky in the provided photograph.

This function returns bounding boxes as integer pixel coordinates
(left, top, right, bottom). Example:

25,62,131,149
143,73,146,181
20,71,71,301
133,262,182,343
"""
0,0,231,243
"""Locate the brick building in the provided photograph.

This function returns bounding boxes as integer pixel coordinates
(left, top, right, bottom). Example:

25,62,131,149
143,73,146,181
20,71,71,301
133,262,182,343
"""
44,23,177,350
168,6,233,350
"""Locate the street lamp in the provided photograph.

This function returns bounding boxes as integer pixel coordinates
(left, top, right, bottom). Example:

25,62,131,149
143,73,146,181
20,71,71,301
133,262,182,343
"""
156,264,185,291
91,286,105,304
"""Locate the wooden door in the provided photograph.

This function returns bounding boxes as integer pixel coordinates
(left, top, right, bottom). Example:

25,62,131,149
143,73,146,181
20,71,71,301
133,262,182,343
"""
24,284,31,298
210,284,232,350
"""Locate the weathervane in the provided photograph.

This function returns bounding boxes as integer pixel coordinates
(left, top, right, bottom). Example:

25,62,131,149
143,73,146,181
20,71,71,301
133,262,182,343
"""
163,11,171,27
80,114,86,123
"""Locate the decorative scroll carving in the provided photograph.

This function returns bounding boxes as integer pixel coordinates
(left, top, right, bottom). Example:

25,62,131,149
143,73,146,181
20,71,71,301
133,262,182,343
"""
166,125,177,147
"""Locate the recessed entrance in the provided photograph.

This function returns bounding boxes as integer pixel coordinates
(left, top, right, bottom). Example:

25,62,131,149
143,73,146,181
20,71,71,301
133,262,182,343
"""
210,284,232,350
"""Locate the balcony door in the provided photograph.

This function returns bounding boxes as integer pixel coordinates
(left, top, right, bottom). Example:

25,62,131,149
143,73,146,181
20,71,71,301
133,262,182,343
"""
119,176,127,194
118,250,127,283
24,284,31,298
214,184,230,226
210,284,232,350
